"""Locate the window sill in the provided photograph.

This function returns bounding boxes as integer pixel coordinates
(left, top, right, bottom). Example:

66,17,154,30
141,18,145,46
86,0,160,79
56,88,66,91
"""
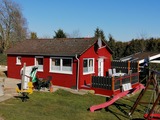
37,69,43,72
16,63,21,65
49,70,72,75
83,72,95,75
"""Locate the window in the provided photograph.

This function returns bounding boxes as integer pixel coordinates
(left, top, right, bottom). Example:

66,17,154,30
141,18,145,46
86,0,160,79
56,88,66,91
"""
51,58,60,71
50,57,72,74
62,59,72,71
83,58,94,74
35,56,43,71
16,56,21,65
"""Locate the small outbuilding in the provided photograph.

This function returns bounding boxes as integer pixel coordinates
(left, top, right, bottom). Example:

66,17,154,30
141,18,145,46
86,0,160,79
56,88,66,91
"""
6,38,113,90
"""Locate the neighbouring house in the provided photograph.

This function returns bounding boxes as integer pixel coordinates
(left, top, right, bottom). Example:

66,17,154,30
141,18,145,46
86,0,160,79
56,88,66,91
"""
6,38,113,90
120,52,160,65
120,51,160,80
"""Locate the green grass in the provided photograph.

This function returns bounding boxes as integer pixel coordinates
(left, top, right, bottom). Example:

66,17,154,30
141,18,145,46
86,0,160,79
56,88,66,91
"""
0,89,153,120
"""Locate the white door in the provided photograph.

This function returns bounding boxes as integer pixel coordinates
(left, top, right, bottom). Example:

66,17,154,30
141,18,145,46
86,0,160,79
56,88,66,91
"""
98,58,104,76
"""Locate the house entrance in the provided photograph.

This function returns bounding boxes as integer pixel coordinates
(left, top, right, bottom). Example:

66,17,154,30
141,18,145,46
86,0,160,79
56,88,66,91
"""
98,58,104,76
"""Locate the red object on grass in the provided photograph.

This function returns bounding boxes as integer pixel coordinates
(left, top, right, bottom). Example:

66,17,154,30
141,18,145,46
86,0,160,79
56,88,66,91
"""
144,113,160,120
90,84,144,112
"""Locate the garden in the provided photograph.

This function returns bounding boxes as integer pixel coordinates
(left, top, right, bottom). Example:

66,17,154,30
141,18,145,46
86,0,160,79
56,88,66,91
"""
0,88,153,120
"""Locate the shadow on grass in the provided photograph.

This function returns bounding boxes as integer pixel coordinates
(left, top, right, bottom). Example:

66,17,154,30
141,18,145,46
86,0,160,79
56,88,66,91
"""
14,94,30,102
114,102,144,113
131,118,145,120
113,101,146,120
122,97,148,111
87,100,145,120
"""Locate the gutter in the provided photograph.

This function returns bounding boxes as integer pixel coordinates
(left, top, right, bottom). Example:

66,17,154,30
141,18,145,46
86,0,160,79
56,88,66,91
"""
75,54,80,91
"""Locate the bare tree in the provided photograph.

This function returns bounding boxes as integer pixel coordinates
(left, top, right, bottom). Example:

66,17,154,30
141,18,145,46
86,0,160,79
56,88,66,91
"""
70,30,81,38
0,0,28,53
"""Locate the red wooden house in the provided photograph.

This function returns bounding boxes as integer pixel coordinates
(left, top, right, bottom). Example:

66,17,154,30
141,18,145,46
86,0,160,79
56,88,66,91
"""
6,38,112,90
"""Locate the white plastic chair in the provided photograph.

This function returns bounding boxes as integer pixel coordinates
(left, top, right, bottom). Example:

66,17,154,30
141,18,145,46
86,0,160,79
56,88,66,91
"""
113,68,116,74
108,69,112,76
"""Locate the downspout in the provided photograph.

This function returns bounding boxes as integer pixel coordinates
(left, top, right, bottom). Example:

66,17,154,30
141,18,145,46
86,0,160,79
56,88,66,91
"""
75,54,79,91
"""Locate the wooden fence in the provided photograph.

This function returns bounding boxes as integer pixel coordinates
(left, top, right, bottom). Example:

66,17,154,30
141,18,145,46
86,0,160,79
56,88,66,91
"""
92,73,139,91
92,76,112,90
114,73,139,90
111,60,139,73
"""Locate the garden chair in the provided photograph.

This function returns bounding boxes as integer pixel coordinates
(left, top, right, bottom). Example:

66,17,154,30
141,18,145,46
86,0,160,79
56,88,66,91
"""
35,76,52,90
113,68,116,74
108,69,112,76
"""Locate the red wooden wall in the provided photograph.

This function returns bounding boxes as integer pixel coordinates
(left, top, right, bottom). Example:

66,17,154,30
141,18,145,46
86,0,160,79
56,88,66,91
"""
7,55,77,88
78,45,111,89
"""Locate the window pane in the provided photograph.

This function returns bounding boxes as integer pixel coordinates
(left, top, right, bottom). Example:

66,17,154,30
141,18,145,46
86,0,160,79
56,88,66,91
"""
83,59,88,67
17,57,21,64
51,58,60,71
55,59,60,66
83,59,88,72
63,59,71,66
36,57,43,71
18,57,21,62
37,58,43,65
62,59,72,71
89,59,93,67
88,59,93,72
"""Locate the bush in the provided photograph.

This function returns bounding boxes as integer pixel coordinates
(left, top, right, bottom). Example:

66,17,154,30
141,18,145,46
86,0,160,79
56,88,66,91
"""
0,54,7,65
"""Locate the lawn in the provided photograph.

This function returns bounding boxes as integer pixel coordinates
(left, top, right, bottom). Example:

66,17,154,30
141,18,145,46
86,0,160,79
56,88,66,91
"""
0,89,152,120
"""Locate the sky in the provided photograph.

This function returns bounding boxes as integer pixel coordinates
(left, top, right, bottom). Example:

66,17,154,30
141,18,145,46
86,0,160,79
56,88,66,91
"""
14,0,160,41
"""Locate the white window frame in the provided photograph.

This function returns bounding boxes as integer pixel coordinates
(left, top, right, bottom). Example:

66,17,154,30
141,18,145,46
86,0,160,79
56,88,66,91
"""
83,58,94,75
35,56,44,72
50,57,73,74
16,56,21,65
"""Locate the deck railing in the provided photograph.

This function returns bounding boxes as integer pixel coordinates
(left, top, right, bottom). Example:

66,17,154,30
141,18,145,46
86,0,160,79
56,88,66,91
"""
92,72,139,91
113,73,139,90
92,76,112,90
111,60,139,73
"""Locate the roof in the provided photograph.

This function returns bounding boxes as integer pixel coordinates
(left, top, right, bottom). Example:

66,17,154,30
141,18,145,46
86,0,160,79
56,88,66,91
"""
120,52,160,64
6,38,112,57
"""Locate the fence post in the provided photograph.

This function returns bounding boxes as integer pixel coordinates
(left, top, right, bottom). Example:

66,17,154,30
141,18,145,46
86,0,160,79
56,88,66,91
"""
21,63,26,90
120,75,122,90
137,61,140,83
128,61,130,74
130,72,132,84
112,76,115,91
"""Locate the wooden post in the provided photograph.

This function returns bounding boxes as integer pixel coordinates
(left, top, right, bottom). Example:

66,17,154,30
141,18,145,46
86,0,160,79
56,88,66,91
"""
129,73,154,116
120,75,122,90
146,93,160,119
49,81,53,92
130,72,132,85
128,61,130,74
21,63,26,90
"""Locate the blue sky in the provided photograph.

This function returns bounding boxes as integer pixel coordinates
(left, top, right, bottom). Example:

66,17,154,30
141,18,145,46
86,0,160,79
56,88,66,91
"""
15,0,160,41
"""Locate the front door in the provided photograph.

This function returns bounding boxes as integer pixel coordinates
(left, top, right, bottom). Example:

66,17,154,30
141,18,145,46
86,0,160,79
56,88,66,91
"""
98,58,104,76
